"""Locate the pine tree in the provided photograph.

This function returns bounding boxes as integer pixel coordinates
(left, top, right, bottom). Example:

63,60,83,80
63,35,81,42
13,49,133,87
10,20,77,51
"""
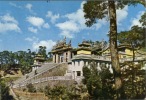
83,1,144,98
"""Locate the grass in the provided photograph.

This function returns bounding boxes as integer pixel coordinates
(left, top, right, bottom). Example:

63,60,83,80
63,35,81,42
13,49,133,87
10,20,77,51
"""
2,77,20,83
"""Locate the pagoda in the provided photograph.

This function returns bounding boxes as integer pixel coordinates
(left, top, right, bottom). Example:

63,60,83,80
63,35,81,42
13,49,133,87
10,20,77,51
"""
51,37,73,63
76,40,92,55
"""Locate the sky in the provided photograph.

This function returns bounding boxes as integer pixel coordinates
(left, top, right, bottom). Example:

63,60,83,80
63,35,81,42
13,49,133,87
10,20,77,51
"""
0,1,145,52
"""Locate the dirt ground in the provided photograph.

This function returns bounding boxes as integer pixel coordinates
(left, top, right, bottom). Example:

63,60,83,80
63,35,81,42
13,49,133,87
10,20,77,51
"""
13,89,48,100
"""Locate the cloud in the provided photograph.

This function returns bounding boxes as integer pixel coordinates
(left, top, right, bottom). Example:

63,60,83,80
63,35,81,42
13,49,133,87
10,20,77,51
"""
56,1,107,38
25,37,56,51
60,31,74,38
46,11,60,23
64,3,87,30
0,14,20,33
32,40,56,51
55,2,86,38
116,6,128,25
130,11,145,28
9,2,22,9
56,21,79,32
26,4,32,11
25,36,39,42
26,16,50,30
26,16,45,28
1,14,18,24
25,3,36,15
28,27,38,33
43,23,50,29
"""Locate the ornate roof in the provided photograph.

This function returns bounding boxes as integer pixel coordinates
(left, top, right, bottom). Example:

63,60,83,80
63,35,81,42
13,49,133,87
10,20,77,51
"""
51,37,72,53
72,40,109,52
34,54,45,61
78,40,91,47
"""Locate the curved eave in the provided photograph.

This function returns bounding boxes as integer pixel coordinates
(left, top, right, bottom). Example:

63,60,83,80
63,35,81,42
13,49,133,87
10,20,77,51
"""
76,47,91,51
78,43,91,47
51,47,72,53
91,47,102,52
118,45,132,49
55,44,70,49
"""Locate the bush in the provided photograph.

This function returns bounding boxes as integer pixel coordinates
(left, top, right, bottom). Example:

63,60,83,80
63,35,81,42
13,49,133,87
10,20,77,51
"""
0,80,14,100
26,83,36,93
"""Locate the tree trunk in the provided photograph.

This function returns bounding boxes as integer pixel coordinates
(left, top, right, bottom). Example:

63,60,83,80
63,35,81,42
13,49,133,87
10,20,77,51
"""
132,44,135,98
108,0,122,98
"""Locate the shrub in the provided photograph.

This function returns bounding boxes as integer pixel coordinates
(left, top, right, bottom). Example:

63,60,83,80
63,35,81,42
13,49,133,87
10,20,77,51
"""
26,83,36,93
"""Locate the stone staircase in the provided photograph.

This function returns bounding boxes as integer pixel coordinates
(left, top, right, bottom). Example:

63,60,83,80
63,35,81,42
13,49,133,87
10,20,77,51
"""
13,63,67,88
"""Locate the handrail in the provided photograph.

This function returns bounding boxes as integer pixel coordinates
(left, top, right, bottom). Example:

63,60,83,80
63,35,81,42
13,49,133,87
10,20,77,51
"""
13,76,72,88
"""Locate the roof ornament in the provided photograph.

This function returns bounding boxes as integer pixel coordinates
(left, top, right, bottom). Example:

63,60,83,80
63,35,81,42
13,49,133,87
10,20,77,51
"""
101,39,105,49
68,40,71,46
63,36,66,44
56,40,59,46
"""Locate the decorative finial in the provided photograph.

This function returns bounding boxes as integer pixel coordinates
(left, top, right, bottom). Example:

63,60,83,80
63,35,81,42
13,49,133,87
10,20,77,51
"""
68,40,71,46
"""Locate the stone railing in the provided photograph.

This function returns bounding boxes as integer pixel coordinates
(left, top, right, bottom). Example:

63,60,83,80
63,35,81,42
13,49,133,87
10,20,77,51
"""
73,54,146,62
14,63,67,86
13,76,72,88
120,56,146,63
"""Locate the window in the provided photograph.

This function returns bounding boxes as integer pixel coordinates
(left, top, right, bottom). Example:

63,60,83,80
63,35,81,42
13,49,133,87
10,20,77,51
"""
76,71,81,76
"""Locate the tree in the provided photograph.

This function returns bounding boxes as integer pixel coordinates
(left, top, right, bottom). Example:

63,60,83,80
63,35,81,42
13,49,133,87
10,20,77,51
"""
139,12,146,27
38,46,47,60
120,61,146,99
83,1,144,98
118,14,145,98
0,51,18,75
139,12,146,48
82,62,114,99
16,50,34,74
118,25,144,61
47,52,53,62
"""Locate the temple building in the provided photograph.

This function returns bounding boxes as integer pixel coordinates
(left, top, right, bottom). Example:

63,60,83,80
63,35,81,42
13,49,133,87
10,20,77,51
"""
32,54,45,71
51,39,139,82
102,44,133,59
51,37,73,63
65,40,112,81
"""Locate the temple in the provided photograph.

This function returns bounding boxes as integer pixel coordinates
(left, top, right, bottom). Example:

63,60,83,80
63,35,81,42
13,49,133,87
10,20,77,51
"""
51,38,141,81
32,54,45,71
51,37,73,63
13,38,146,89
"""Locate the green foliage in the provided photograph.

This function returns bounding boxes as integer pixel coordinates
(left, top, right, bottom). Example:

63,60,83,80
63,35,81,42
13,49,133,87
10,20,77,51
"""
44,85,88,100
82,66,91,84
0,49,35,75
0,79,14,100
44,85,66,100
118,25,144,49
26,83,36,93
120,61,146,99
38,88,43,93
82,62,115,99
82,61,146,99
83,1,142,27
139,12,146,27
16,50,35,74
38,46,47,60
83,2,144,96
0,51,17,71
